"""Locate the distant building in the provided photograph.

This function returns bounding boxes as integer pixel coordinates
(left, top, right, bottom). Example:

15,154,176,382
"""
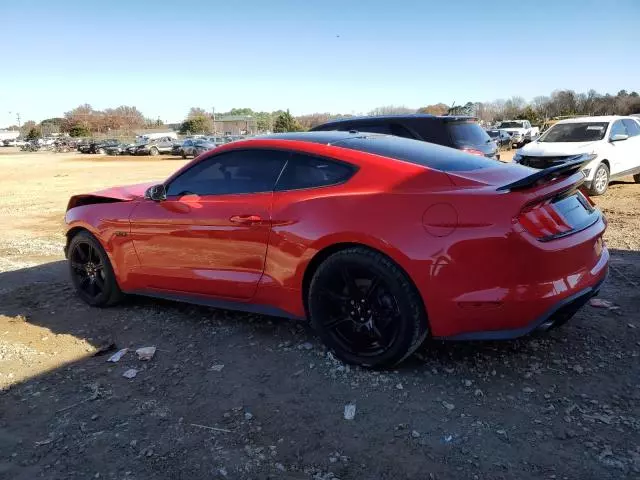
0,130,20,141
214,115,257,136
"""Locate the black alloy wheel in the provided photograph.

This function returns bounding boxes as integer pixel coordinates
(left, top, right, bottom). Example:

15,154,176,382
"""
309,247,428,368
68,231,123,307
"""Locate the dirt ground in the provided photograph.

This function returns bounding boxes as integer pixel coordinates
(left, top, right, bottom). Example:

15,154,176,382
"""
0,148,638,479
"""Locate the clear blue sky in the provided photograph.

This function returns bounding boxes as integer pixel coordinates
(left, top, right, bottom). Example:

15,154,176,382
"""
1,0,639,126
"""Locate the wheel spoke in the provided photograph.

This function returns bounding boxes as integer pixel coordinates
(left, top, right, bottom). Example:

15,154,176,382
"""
88,280,97,297
324,316,351,331
75,245,88,262
363,276,381,302
71,261,84,271
319,287,348,303
79,276,90,289
88,244,97,263
94,275,105,292
340,267,359,297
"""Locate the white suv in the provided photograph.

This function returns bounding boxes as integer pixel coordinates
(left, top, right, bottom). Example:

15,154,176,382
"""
513,116,640,195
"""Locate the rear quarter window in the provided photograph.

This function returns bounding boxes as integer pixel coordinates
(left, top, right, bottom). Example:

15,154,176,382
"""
447,122,491,146
275,153,356,191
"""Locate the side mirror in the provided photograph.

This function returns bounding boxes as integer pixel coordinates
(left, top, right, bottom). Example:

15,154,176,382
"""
144,184,166,202
611,133,629,142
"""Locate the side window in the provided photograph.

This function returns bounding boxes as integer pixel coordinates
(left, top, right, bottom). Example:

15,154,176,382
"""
622,119,640,137
610,120,628,138
275,153,356,191
166,150,286,196
525,121,531,129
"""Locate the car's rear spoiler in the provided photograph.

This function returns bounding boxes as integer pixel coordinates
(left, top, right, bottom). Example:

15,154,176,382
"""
497,154,595,192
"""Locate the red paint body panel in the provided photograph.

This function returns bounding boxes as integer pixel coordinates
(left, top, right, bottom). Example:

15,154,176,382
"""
65,137,609,338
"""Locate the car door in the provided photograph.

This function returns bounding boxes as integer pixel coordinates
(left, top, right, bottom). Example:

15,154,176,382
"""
608,120,631,176
621,119,640,175
128,149,287,299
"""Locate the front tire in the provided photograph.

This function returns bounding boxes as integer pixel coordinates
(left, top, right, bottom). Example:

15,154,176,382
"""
149,147,159,156
308,247,428,368
68,231,123,307
589,163,610,196
633,173,640,183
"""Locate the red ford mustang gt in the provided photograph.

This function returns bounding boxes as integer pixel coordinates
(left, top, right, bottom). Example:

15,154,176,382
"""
64,132,609,367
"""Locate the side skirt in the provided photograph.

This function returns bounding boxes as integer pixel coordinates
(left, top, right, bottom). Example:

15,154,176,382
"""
125,288,305,321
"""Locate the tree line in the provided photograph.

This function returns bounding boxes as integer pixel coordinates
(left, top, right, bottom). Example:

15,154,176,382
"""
8,87,639,139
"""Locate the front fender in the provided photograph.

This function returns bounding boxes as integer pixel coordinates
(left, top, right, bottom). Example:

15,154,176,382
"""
65,202,139,286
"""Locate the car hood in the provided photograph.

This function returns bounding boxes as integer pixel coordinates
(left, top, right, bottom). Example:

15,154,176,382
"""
91,182,156,201
519,141,599,156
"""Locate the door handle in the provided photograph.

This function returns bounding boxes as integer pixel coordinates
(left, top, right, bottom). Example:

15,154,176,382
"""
229,214,262,225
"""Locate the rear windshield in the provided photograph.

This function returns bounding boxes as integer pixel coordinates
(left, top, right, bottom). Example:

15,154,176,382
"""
540,122,608,142
447,122,492,146
333,134,497,171
498,121,525,128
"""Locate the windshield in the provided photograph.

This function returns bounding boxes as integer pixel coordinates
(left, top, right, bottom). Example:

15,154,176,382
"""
498,121,525,128
486,130,499,138
448,122,492,146
539,122,609,142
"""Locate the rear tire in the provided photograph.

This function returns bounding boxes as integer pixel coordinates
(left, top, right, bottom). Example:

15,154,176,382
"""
97,148,106,155
589,163,610,196
149,147,159,156
68,231,123,307
308,247,428,368
181,150,187,159
633,173,640,183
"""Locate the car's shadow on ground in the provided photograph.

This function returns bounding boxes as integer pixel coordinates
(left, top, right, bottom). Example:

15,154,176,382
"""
1,248,638,368
0,249,638,478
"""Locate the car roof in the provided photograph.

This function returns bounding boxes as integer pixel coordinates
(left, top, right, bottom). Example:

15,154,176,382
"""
312,114,477,127
557,115,630,124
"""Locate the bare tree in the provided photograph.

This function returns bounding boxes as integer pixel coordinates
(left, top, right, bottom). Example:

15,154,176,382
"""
368,105,416,116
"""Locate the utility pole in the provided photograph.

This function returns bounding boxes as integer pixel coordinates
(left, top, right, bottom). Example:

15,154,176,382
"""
212,107,216,134
16,113,21,129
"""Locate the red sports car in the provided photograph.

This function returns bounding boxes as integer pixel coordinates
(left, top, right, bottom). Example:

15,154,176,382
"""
65,132,609,367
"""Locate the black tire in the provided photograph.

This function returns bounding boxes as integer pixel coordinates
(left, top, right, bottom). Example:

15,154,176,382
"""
68,231,123,307
97,148,106,155
181,149,187,159
589,163,610,196
634,173,640,183
149,147,159,156
308,247,428,368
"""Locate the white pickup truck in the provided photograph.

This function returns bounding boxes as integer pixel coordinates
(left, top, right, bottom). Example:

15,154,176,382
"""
496,120,540,147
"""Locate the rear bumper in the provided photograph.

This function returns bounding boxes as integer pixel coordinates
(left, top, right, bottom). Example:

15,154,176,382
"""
443,270,607,340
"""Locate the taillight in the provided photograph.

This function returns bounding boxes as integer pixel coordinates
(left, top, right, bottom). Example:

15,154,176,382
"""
460,147,485,157
516,200,572,240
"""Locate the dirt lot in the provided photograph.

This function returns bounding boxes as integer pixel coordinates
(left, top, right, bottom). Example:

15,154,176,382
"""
0,148,639,479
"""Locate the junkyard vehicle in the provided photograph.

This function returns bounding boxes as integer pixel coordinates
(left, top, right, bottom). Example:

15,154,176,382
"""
65,132,608,367
514,116,640,195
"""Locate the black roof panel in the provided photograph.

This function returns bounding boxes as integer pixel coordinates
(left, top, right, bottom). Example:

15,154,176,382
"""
310,114,477,130
256,131,375,144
